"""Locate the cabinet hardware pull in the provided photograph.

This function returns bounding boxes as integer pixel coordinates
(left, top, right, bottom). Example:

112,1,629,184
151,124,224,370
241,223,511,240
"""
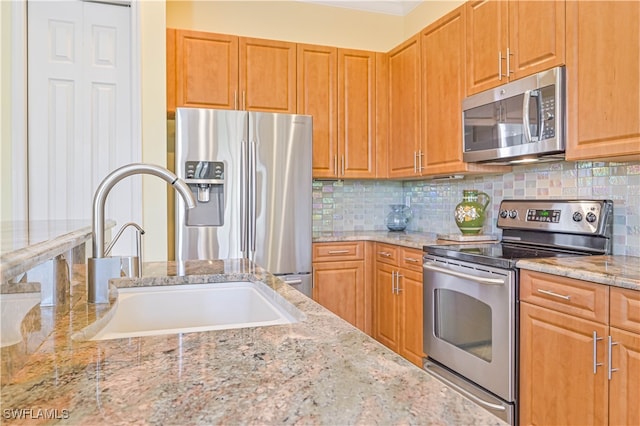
396,272,403,293
506,47,513,77
391,271,397,294
537,288,571,301
424,262,505,285
417,150,423,172
413,151,417,174
327,250,349,254
404,257,419,263
593,331,604,374
608,335,619,380
378,251,392,257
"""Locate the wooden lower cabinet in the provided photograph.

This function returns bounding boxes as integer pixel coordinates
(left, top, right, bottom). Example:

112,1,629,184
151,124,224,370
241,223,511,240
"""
520,302,609,425
373,244,424,367
313,260,364,328
519,270,640,426
312,241,371,334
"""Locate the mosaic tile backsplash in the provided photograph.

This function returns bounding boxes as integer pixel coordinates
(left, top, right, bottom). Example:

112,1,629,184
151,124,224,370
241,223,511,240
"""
312,161,640,256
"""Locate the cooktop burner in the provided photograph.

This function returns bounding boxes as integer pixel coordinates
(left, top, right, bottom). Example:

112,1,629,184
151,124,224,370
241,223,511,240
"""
424,242,587,269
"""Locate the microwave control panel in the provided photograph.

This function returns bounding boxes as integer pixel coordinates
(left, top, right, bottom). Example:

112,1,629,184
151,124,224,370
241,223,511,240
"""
539,85,556,140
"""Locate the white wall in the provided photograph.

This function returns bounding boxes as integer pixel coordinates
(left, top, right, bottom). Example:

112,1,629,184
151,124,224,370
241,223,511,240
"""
139,1,169,260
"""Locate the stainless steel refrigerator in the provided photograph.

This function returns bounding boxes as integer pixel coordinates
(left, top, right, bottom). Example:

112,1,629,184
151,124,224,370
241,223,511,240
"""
175,107,313,297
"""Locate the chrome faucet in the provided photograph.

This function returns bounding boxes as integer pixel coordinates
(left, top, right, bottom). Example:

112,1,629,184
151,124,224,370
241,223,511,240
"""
88,163,196,303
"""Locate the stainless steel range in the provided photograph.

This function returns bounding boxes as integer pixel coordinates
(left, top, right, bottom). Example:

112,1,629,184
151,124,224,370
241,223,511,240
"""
422,199,614,424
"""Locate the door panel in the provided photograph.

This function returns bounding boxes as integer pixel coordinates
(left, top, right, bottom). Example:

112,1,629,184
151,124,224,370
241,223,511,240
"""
28,1,137,255
251,112,312,274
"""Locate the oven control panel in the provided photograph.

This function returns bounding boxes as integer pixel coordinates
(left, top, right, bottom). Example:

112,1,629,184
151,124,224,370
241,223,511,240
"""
497,199,613,235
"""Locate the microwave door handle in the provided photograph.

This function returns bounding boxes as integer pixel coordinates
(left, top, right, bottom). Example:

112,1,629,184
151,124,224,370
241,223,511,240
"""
424,262,505,285
522,89,532,142
534,90,544,140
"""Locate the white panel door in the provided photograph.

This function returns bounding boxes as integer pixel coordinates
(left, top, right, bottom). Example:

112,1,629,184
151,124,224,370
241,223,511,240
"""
28,0,139,256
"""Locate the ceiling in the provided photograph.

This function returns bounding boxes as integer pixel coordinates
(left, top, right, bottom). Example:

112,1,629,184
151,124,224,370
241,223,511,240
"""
298,1,424,16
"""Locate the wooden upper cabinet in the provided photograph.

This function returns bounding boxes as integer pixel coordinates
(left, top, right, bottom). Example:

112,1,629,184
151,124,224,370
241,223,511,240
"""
508,0,565,80
466,0,565,96
174,29,239,110
565,1,640,161
387,35,422,178
422,8,466,175
338,49,377,179
421,7,510,177
239,37,296,113
466,0,509,95
297,44,338,178
167,28,176,113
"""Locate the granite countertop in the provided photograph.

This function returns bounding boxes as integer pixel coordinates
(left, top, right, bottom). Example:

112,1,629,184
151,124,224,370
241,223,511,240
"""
517,255,640,291
0,260,505,425
313,231,640,291
0,220,115,283
314,230,442,250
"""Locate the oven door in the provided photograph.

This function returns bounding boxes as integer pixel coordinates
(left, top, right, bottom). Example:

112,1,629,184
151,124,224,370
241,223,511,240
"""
423,255,516,403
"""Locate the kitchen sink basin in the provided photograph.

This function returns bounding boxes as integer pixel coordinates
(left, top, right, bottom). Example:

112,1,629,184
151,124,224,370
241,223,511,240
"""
1,292,41,348
90,281,303,341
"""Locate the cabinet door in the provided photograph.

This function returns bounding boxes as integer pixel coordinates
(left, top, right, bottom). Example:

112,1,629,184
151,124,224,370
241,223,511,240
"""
297,44,338,178
565,1,640,161
338,49,377,179
175,30,238,110
167,29,176,113
312,260,364,329
508,0,565,80
374,262,399,352
398,268,424,367
387,35,421,178
422,7,467,175
520,302,608,426
609,327,640,426
240,37,296,113
465,0,508,95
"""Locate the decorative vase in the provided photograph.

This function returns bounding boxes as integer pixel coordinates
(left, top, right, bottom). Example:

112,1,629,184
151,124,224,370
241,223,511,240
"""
454,190,491,235
386,204,411,231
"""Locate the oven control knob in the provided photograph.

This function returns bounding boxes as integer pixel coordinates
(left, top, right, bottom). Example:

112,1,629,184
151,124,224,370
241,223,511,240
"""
500,210,509,219
572,212,583,222
508,210,518,219
586,212,597,223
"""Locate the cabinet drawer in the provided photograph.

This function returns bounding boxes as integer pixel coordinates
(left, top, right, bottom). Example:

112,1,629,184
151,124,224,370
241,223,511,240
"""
520,270,609,323
399,247,423,273
375,243,399,265
610,287,640,333
313,241,364,262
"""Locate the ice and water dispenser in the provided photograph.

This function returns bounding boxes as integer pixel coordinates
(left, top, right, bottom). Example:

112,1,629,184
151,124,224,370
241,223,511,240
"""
183,161,225,226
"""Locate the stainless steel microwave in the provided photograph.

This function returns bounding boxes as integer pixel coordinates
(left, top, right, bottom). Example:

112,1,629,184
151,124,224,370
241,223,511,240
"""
462,66,565,164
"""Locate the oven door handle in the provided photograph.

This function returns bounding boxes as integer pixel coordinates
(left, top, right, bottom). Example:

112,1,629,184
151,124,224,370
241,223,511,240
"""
424,361,507,413
423,262,505,285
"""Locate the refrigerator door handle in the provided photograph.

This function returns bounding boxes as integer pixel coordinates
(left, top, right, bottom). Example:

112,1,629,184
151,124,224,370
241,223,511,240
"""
249,139,257,253
240,139,248,254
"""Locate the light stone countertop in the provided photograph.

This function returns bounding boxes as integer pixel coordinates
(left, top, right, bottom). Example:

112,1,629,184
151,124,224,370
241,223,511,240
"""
313,230,441,250
516,255,640,291
0,259,506,425
0,220,115,283
313,231,640,291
